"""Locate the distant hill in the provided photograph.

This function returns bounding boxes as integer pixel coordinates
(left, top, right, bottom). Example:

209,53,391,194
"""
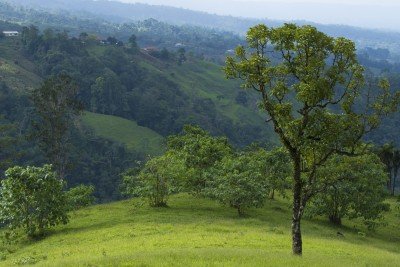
4,0,400,54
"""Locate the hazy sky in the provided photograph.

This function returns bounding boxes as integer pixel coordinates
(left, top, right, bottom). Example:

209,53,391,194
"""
118,0,400,31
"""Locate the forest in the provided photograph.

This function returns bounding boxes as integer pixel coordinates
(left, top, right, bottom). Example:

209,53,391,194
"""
0,0,400,265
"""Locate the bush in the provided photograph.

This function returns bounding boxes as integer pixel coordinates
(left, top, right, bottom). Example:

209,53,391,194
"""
307,154,389,229
123,153,186,207
0,165,69,237
251,146,292,199
66,185,96,210
209,152,269,216
168,125,232,195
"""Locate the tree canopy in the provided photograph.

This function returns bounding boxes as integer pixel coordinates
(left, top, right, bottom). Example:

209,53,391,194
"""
225,23,399,255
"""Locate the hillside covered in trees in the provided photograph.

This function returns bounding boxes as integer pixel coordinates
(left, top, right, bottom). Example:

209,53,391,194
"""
0,1,400,265
0,0,399,200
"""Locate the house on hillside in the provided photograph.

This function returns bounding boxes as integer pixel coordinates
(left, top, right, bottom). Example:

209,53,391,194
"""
143,47,159,53
3,31,19,37
175,43,185,48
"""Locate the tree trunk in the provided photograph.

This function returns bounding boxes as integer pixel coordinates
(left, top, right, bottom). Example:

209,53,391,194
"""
237,206,243,216
269,189,275,200
393,168,398,196
387,168,393,192
329,215,342,225
292,156,303,255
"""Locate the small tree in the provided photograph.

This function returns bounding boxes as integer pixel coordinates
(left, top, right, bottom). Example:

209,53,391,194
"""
168,125,232,195
376,144,400,195
66,184,96,210
307,153,389,229
124,153,186,207
263,147,292,199
128,34,139,53
177,48,186,65
0,165,69,237
210,152,269,216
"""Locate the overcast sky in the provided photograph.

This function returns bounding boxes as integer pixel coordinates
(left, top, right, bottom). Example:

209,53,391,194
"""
118,0,400,31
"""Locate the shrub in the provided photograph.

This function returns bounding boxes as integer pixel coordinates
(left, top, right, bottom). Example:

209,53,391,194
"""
250,146,291,199
168,125,232,195
124,153,186,207
66,185,96,210
209,152,269,216
307,154,389,229
0,165,69,237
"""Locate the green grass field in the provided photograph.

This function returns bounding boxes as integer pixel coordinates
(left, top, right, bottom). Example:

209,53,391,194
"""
82,112,165,156
1,194,399,266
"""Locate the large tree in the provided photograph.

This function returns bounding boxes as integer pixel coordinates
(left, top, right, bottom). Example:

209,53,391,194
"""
225,23,399,255
31,74,83,179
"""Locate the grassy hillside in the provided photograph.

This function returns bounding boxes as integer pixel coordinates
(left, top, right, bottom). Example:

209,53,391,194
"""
82,112,165,156
0,39,42,92
1,194,399,266
139,58,277,145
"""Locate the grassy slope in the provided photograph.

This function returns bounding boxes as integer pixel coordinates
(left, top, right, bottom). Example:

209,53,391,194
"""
139,57,277,144
82,112,165,156
0,38,42,92
1,194,399,266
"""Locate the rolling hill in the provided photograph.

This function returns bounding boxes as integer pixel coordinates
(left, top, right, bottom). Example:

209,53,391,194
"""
0,194,399,266
5,0,400,54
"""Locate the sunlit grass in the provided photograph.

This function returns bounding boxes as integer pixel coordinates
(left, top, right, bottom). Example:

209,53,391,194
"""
1,194,399,266
82,112,165,156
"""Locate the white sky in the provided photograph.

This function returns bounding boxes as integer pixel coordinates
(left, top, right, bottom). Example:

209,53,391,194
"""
118,0,400,31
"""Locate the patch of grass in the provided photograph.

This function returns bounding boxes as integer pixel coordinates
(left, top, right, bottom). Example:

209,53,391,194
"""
82,112,165,156
1,194,399,266
0,39,42,92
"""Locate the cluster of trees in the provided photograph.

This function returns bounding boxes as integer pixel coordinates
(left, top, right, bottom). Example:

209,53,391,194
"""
122,125,291,214
18,25,264,146
123,125,390,231
0,64,136,200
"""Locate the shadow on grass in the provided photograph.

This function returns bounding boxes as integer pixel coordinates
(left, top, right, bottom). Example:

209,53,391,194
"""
38,194,400,256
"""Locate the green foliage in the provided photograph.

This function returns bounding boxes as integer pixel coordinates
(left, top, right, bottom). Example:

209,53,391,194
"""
307,153,389,229
0,117,17,175
31,74,83,179
375,143,400,195
90,69,126,115
0,165,69,237
262,147,292,199
66,185,96,211
123,153,186,207
127,34,139,54
225,23,400,255
177,48,186,65
209,151,269,215
168,125,232,195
